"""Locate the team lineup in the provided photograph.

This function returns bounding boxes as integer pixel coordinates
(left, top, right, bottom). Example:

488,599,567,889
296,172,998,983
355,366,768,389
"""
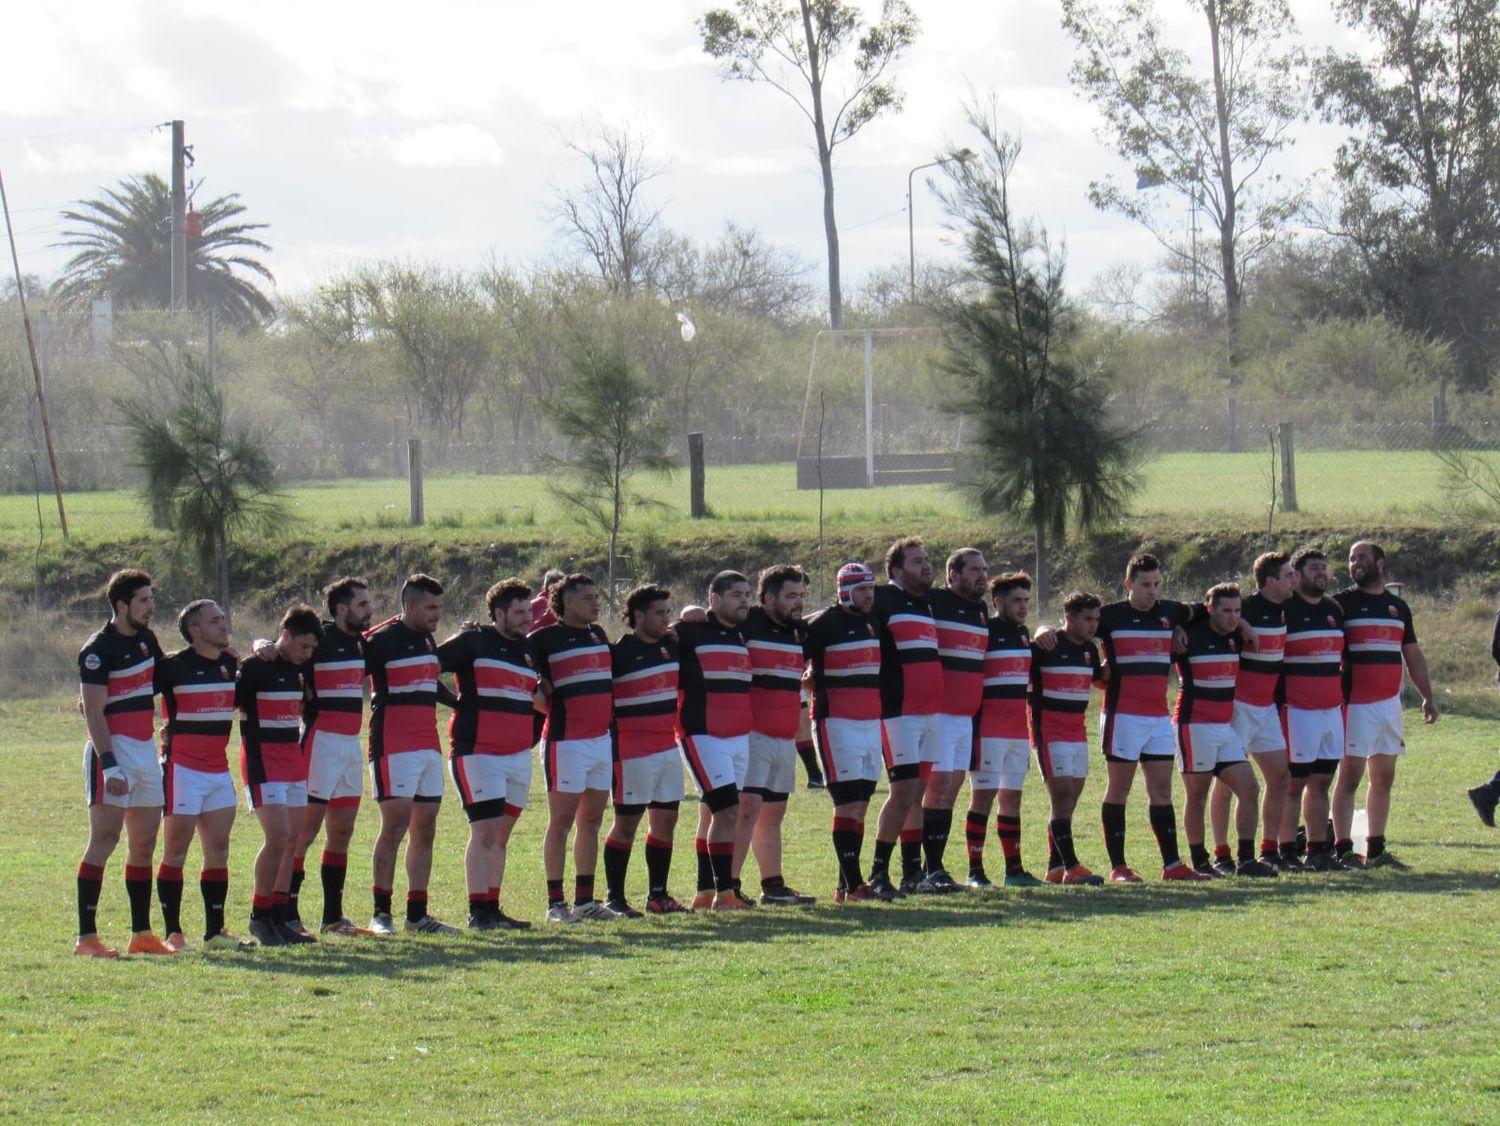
70,536,1438,955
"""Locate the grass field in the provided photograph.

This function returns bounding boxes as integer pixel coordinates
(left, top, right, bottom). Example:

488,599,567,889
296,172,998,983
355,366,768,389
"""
4,695,1500,1123
0,450,1487,552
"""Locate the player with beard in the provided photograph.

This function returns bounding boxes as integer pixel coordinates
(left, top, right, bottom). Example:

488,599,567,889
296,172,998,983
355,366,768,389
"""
921,549,990,893
438,579,540,929
155,600,252,950
1330,542,1437,868
677,571,756,911
867,538,943,899
737,565,816,906
965,572,1046,888
603,585,689,916
75,569,172,957
1208,552,1296,873
287,577,375,937
804,564,887,901
1279,549,1348,871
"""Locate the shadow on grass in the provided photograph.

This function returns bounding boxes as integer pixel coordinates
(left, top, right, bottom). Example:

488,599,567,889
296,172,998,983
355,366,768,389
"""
203,866,1496,983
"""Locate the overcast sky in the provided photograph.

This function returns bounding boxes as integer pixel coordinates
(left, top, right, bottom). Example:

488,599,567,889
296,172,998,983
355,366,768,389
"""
1,0,1366,304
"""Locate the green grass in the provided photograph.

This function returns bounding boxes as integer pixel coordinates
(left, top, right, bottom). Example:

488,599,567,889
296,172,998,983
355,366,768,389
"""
3,694,1500,1122
1,450,1493,553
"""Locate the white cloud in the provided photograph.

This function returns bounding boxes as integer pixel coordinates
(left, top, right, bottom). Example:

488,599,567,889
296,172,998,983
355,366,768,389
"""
352,123,506,168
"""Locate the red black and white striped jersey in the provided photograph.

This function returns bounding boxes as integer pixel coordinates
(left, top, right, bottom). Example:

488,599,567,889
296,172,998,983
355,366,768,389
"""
928,588,989,718
870,584,941,718
803,605,881,722
157,648,238,773
302,621,365,740
531,622,613,742
612,634,680,759
1235,593,1286,708
1096,598,1192,719
78,621,165,742
674,618,752,739
979,618,1031,740
743,606,806,739
365,619,443,757
438,626,538,756
1335,588,1416,705
1029,634,1102,746
1279,596,1345,711
1173,619,1239,725
236,655,309,784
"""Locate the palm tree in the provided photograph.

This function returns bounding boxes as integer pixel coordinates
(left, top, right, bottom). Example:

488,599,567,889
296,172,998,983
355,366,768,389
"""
52,173,274,329
121,369,285,609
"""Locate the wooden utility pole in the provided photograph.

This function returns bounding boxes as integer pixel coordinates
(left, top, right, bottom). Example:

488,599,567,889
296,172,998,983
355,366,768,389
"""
0,167,69,542
170,120,187,309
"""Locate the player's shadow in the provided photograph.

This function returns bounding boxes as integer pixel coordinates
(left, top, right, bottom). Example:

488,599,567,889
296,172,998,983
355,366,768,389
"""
208,866,1495,982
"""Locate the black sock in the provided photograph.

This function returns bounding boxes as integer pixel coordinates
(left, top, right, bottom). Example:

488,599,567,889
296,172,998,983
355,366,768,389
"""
76,862,104,937
964,811,988,876
832,818,864,891
546,878,565,905
1047,827,1062,871
899,835,923,881
574,874,595,905
1280,840,1300,862
1334,837,1354,858
922,807,952,873
271,897,287,925
156,866,184,936
406,892,428,924
761,874,785,892
288,865,305,921
1049,819,1079,869
200,869,228,940
1188,842,1211,869
603,838,631,902
1237,838,1255,864
644,836,673,898
1101,801,1128,868
124,865,153,932
373,886,393,916
871,838,895,879
1149,803,1181,867
797,741,823,782
1366,835,1386,858
696,838,713,893
320,851,348,926
997,815,1023,876
709,848,733,893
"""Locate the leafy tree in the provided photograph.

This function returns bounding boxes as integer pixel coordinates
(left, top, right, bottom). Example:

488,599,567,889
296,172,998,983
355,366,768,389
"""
701,0,920,330
1314,0,1500,390
1061,0,1306,381
932,103,1138,606
52,173,274,329
120,371,284,609
544,331,675,605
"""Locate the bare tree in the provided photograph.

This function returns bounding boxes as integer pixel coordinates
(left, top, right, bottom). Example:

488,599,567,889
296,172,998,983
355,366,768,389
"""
701,0,920,330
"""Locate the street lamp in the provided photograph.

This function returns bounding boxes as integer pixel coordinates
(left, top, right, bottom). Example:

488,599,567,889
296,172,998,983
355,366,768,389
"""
908,148,974,305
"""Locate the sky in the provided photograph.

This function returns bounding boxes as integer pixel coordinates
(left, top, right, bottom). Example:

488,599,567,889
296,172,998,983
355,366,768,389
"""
0,0,1367,304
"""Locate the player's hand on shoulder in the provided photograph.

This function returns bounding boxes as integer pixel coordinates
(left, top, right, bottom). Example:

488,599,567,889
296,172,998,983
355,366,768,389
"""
679,605,708,623
1171,626,1188,656
252,637,276,661
1031,626,1059,651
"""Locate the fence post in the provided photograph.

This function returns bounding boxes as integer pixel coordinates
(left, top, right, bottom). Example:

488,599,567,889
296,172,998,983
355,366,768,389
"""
688,432,706,518
1432,394,1445,433
408,437,424,526
1227,395,1237,453
1278,422,1298,513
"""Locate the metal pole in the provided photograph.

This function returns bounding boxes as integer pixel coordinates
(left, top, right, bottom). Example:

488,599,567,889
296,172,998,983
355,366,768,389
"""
408,438,424,526
863,330,875,488
170,120,187,310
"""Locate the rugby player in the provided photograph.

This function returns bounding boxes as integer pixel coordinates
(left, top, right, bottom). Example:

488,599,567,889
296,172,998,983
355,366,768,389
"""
155,600,252,950
288,577,375,937
438,579,539,930
603,584,688,916
366,575,461,933
1471,607,1500,826
737,565,816,906
1279,549,1348,871
923,548,990,892
531,568,564,632
1174,585,1278,879
75,569,172,957
965,572,1046,888
1208,552,1295,872
868,537,943,899
676,571,755,911
532,573,616,923
1042,554,1206,882
239,605,323,946
1331,542,1437,868
804,563,887,901
1033,592,1107,885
